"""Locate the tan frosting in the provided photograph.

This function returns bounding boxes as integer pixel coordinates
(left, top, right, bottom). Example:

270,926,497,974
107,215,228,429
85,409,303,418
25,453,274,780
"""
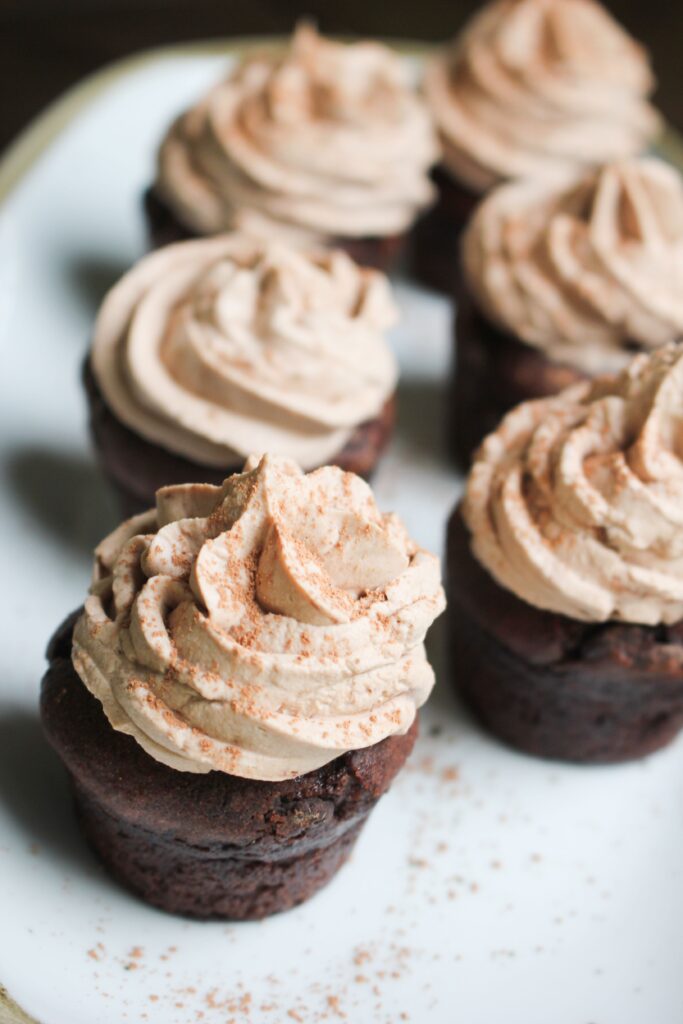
424,0,661,192
156,24,438,242
464,344,683,625
462,158,683,375
91,234,398,469
72,455,446,780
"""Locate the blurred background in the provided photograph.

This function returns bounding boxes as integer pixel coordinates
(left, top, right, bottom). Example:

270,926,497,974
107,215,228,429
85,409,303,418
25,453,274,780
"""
2,0,682,150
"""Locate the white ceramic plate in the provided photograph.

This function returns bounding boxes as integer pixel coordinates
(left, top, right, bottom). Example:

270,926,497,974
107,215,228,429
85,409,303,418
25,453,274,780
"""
1,45,682,1024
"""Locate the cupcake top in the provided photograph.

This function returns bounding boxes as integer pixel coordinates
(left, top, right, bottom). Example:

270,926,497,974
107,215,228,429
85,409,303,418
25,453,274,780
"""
464,343,683,626
155,24,438,242
424,0,660,193
463,158,683,375
72,455,445,781
90,235,398,469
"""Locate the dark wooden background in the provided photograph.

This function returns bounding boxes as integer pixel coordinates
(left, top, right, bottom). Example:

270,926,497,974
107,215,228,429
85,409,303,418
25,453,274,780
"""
2,0,682,151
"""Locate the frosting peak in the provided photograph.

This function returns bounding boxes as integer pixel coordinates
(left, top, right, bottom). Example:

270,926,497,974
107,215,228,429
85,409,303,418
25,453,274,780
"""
73,456,446,780
424,0,660,191
463,158,683,374
156,24,438,241
91,235,398,468
464,343,683,625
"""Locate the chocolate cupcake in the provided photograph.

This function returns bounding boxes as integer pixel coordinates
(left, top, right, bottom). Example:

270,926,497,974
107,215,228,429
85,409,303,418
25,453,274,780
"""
448,344,683,763
85,235,400,515
146,24,438,272
452,157,683,466
41,455,446,919
416,0,661,292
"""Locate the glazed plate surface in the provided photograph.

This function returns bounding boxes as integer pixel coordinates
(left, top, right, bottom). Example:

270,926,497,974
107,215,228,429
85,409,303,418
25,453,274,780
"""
0,45,682,1024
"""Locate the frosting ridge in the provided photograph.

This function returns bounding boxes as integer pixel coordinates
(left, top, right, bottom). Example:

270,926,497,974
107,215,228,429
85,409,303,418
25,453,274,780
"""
91,235,398,468
424,0,660,192
72,455,446,780
463,158,683,374
464,343,683,625
156,24,438,241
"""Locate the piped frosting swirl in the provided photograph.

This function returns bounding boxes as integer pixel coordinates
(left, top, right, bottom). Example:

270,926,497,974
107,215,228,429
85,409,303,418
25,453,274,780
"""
91,235,398,469
463,158,683,374
464,343,683,625
424,0,660,192
156,24,438,242
72,455,446,780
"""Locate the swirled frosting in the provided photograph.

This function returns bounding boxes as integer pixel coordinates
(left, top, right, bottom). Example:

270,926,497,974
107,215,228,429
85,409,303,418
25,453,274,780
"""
464,343,683,625
72,455,445,780
156,24,438,241
463,158,683,375
424,0,661,192
91,234,398,469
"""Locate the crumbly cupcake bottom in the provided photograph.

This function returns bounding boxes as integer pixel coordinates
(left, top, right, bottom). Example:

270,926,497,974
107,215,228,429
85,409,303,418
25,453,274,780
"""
447,510,683,764
411,166,481,295
41,613,418,920
143,187,406,274
451,290,587,468
83,359,396,517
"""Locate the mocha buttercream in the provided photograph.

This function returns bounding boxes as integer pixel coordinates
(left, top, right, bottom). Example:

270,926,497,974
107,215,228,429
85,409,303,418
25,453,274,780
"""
156,24,438,241
463,158,683,374
464,343,683,625
90,234,398,469
424,0,660,192
72,455,445,780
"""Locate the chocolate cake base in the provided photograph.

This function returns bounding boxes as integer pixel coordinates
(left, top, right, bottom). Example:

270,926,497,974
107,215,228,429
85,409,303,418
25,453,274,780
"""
143,187,406,273
411,167,481,295
83,360,396,517
41,613,418,920
451,290,586,468
447,510,683,764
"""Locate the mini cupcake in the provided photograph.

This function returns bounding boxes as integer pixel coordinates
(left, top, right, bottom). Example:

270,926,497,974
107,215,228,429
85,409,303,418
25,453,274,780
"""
145,24,438,272
448,344,683,764
41,454,446,919
417,0,661,292
84,235,400,515
452,156,683,466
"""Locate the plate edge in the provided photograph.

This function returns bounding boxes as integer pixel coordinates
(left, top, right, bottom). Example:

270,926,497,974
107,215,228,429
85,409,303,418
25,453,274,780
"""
0,986,40,1024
